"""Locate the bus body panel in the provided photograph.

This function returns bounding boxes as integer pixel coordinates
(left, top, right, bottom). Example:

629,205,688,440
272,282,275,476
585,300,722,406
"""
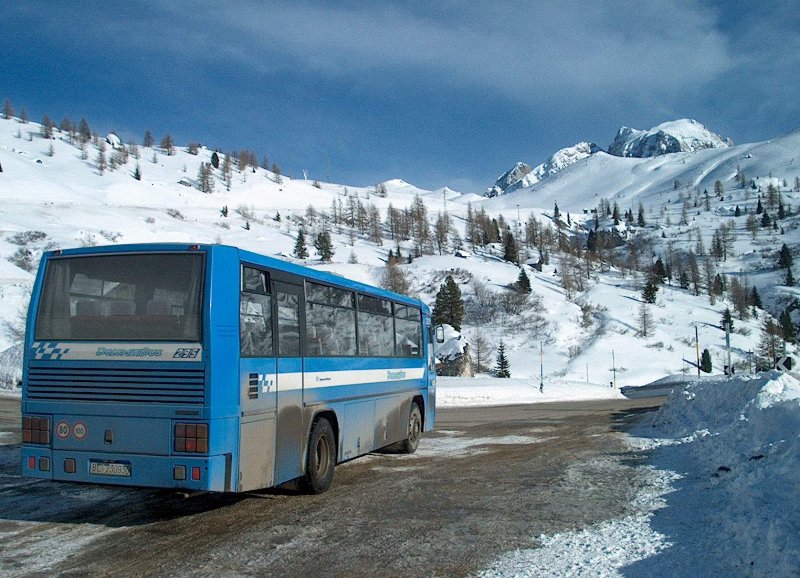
275,358,305,485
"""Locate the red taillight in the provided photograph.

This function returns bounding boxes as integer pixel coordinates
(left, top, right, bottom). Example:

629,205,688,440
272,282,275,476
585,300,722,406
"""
174,422,208,453
64,458,76,474
22,416,51,445
191,467,201,481
27,456,36,469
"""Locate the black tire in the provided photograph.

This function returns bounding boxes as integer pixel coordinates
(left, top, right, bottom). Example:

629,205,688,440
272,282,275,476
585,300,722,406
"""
302,417,336,494
398,402,422,454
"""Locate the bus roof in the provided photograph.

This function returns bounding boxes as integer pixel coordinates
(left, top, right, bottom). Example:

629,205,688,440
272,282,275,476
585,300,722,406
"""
43,243,429,314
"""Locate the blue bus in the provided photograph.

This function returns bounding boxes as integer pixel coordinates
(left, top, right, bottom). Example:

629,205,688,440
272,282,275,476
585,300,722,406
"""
21,243,435,493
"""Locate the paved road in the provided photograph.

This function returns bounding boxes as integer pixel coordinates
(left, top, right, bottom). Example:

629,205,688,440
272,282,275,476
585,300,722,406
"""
0,396,663,577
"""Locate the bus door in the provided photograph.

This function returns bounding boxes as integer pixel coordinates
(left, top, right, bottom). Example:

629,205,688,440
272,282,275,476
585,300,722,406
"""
238,266,277,491
426,318,437,418
272,280,305,485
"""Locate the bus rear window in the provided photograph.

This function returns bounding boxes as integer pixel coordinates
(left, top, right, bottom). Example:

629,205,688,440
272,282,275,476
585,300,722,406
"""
35,253,204,341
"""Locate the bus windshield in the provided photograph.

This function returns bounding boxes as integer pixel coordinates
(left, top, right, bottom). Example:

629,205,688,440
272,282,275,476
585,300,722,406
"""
35,253,204,341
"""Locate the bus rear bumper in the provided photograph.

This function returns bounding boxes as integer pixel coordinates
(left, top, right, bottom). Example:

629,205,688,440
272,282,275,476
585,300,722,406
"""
21,447,232,492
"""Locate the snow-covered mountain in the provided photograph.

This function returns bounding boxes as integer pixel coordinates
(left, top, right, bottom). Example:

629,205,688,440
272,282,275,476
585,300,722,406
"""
485,162,533,197
0,113,797,398
485,142,601,197
484,127,800,214
607,118,733,158
485,118,731,198
532,141,602,181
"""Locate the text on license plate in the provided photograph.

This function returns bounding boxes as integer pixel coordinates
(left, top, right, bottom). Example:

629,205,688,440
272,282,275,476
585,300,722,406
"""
89,461,131,477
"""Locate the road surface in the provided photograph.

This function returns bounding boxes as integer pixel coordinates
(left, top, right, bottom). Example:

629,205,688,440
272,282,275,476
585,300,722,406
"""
0,396,663,577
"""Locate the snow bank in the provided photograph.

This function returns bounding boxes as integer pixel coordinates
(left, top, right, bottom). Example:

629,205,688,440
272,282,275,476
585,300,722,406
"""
481,371,800,576
634,371,800,575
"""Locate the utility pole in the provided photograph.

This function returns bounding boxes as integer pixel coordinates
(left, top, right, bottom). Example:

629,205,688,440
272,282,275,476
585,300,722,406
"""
695,326,701,377
611,349,616,388
724,321,732,378
539,341,544,393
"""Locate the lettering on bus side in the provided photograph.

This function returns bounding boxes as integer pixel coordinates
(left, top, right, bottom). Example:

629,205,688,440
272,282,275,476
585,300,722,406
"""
387,370,407,380
96,347,163,358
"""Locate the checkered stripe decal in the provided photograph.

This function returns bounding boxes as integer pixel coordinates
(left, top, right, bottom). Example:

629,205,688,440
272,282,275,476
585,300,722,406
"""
31,342,72,360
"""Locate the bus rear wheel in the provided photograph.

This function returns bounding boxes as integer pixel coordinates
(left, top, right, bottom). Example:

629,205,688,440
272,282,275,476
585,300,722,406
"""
302,417,336,494
398,402,422,454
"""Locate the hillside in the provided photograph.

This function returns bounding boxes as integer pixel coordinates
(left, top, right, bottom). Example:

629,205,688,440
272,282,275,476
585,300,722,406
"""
0,114,798,395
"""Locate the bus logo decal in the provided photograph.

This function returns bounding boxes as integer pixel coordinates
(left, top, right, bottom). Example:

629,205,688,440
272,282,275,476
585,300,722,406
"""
32,342,71,360
387,370,407,380
259,374,275,393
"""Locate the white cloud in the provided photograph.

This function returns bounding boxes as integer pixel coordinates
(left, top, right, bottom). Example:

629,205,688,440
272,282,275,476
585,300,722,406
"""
198,1,735,106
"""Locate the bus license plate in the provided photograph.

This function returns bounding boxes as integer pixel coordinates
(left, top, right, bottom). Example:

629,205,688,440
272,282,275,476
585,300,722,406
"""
89,461,131,477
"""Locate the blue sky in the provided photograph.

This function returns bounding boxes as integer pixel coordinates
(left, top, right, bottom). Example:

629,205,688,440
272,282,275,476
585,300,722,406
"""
3,1,798,193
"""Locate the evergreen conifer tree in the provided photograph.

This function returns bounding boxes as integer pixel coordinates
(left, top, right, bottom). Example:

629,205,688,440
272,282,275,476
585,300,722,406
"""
515,267,532,294
652,258,666,281
779,309,795,343
502,230,519,264
314,231,334,261
751,286,763,309
293,229,308,259
786,267,796,287
721,308,734,332
778,244,793,269
495,341,511,378
642,279,658,304
432,275,464,332
700,348,712,373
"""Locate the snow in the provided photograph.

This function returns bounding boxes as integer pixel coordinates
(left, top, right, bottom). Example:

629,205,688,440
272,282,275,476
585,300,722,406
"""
437,376,623,407
0,109,798,576
481,371,800,576
607,118,732,158
481,467,678,578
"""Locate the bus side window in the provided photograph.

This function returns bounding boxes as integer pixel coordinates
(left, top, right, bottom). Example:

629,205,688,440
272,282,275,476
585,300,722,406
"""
277,291,301,357
240,267,273,357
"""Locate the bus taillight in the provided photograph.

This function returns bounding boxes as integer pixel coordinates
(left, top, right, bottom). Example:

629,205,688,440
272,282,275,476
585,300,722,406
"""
22,416,51,445
174,423,208,453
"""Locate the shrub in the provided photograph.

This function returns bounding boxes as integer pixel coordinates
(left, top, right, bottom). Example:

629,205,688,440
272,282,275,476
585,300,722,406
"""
8,230,47,246
99,230,121,242
7,247,34,271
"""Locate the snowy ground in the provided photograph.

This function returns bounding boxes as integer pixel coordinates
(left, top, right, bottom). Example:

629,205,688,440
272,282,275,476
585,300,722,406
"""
2,372,797,575
436,376,624,407
480,371,800,577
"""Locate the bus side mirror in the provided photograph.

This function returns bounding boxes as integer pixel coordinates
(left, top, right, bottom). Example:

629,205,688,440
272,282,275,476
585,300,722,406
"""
435,325,445,344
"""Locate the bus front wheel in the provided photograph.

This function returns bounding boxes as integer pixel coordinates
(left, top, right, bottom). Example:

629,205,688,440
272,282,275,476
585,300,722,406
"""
302,417,336,494
398,402,422,454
